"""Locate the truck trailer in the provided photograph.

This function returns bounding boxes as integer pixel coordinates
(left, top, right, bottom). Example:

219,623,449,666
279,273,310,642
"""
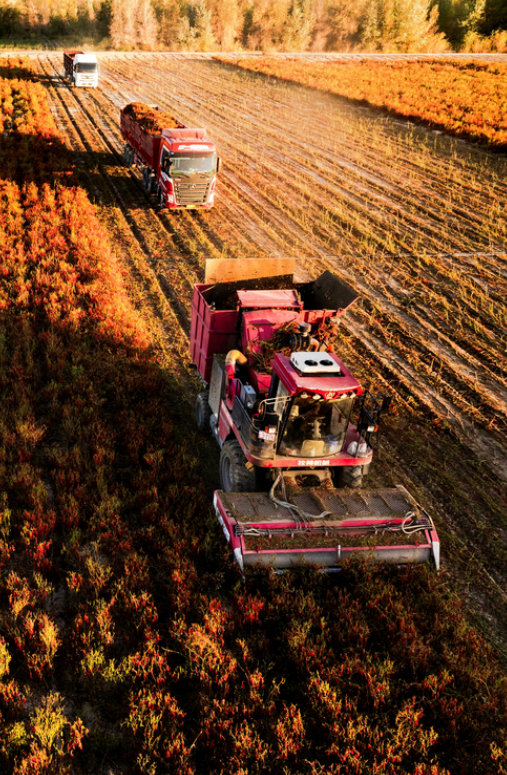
191,259,440,572
120,103,219,210
63,51,98,88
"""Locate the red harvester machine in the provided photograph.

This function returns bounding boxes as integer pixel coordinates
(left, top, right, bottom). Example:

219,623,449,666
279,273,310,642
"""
191,259,440,572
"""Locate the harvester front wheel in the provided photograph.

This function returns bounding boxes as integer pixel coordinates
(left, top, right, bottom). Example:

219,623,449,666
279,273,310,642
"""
337,465,363,489
196,392,211,433
220,440,256,493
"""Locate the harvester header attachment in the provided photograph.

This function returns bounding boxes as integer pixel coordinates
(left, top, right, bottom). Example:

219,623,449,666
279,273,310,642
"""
214,485,440,571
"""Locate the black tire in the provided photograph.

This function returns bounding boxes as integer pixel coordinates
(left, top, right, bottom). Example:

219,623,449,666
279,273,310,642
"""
159,188,165,208
196,392,212,433
143,168,150,191
122,144,131,165
219,440,256,493
336,465,363,489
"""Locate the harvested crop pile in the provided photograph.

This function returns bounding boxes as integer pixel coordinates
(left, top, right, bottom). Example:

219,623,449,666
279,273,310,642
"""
248,318,340,373
123,101,184,134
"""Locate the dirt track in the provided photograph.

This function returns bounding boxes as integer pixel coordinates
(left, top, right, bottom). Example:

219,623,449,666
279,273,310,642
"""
32,52,507,649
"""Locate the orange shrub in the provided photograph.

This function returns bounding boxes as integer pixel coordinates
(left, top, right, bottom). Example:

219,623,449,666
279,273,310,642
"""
0,78,58,138
0,56,34,81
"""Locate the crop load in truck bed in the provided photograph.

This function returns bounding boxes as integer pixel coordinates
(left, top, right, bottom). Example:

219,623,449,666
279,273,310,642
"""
122,102,184,134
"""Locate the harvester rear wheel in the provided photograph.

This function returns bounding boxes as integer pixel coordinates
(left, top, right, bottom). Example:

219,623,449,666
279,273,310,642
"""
123,144,133,166
196,392,211,433
337,465,363,489
220,440,256,493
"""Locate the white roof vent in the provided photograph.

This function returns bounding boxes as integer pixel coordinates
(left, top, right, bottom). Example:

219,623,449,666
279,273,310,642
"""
290,352,342,375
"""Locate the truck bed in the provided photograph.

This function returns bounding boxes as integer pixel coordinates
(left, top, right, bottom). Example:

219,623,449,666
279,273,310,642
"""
120,111,163,169
214,485,440,570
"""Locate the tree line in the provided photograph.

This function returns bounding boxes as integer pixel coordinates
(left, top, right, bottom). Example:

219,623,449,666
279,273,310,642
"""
0,0,506,51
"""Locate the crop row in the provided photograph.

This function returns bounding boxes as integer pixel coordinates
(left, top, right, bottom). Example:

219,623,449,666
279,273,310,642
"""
215,56,507,149
0,55,506,774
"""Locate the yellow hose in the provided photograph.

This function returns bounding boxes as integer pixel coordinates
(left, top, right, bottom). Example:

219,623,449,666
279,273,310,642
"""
225,349,248,367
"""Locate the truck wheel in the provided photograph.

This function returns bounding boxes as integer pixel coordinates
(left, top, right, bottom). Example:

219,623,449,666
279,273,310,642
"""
196,392,212,433
220,440,256,493
143,168,150,191
337,465,363,489
159,189,165,209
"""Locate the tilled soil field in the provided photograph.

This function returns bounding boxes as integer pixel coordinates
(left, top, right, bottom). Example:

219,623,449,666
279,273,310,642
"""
33,52,507,649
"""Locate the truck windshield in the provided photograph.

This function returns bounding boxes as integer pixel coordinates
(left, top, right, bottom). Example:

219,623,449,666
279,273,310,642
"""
171,153,217,175
279,395,354,458
76,63,97,72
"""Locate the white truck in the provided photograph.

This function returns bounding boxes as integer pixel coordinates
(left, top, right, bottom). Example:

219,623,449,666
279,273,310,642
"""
63,51,98,88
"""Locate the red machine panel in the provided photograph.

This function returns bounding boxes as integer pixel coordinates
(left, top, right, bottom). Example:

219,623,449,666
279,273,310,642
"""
237,289,301,310
272,353,362,398
190,284,239,383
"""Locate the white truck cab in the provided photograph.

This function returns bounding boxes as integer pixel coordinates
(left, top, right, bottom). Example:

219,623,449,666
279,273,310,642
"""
64,52,98,88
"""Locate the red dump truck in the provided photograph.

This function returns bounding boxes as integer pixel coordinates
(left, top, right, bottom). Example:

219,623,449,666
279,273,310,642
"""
191,258,440,572
120,103,219,210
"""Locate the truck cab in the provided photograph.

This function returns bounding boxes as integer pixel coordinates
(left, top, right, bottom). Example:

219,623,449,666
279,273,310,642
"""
120,105,219,211
158,129,219,209
64,52,98,88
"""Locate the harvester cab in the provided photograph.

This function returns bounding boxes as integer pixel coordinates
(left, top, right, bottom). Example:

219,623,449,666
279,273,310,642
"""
191,259,440,572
